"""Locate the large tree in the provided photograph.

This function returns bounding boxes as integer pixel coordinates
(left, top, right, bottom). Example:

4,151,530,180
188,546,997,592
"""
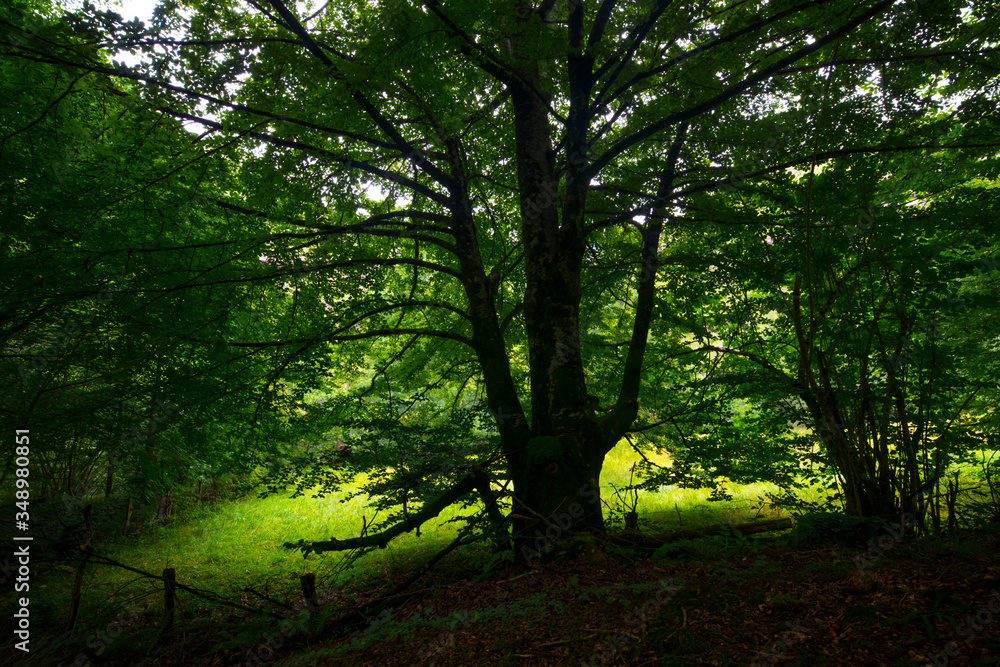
4,0,998,556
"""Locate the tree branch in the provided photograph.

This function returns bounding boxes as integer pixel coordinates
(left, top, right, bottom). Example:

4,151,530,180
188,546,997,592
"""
775,49,1000,75
286,473,480,554
586,0,896,180
587,0,620,49
263,0,459,190
596,0,832,109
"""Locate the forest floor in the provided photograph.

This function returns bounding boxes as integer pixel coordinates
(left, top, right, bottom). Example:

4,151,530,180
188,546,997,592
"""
44,525,999,667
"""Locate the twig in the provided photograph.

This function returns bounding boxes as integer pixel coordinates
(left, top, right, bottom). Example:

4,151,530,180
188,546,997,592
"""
318,525,485,639
243,586,296,611
536,634,597,647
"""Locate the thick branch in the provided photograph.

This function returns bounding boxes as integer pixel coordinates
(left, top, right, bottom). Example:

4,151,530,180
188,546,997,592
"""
161,107,452,207
599,122,687,451
420,0,513,86
597,0,834,109
4,46,452,206
227,327,473,348
775,49,1000,75
213,200,459,253
287,474,479,554
583,139,1000,236
587,0,620,48
694,345,793,382
592,0,675,87
264,0,458,189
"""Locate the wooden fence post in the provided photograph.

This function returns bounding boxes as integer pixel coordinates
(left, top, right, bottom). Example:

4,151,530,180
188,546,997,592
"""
163,567,176,628
300,573,319,611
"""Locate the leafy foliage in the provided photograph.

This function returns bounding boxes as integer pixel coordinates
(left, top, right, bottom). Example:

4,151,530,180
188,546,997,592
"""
1,0,998,558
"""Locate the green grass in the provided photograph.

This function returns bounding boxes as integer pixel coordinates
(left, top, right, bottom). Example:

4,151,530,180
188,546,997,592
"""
9,443,994,667
89,474,467,605
598,442,800,530
62,443,786,616
42,443,997,632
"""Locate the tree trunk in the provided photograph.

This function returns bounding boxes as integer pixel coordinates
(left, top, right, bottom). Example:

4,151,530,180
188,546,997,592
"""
792,276,899,519
511,434,605,563
156,491,173,521
105,455,114,498
450,3,683,557
802,390,898,519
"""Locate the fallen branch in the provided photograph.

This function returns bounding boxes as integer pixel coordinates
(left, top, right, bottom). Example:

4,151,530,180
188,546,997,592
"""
612,518,793,549
313,526,485,642
284,473,479,555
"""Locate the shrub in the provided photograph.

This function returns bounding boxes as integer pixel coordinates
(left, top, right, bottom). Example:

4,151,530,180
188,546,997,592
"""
793,511,885,548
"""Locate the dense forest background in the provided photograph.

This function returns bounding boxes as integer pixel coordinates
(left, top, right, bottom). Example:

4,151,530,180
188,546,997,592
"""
2,0,1000,664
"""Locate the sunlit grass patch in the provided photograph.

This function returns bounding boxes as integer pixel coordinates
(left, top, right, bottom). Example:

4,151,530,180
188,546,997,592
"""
83,474,471,620
599,440,791,530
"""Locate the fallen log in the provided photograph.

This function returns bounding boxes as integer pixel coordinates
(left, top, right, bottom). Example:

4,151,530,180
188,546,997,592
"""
612,517,793,549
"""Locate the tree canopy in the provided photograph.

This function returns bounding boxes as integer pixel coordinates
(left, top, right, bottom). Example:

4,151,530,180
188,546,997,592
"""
2,0,999,561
